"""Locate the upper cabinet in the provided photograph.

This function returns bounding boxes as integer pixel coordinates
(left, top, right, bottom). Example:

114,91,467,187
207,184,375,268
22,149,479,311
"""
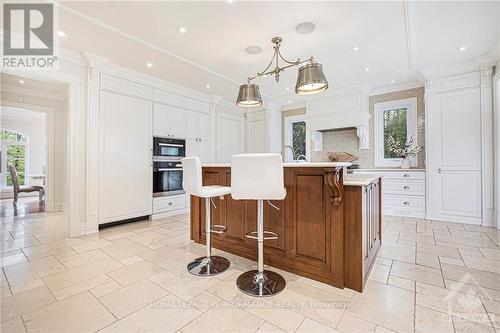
153,103,186,138
186,110,210,141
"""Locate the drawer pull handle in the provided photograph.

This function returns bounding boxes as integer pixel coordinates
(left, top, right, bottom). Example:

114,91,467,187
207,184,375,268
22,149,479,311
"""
404,201,410,205
168,202,173,206
403,174,410,177
403,186,410,189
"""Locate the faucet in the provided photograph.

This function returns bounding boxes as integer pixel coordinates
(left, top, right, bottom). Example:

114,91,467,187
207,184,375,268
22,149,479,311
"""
296,154,308,162
281,145,294,162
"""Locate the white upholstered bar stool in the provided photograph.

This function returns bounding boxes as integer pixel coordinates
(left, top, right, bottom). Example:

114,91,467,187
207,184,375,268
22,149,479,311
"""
231,153,287,297
182,157,231,276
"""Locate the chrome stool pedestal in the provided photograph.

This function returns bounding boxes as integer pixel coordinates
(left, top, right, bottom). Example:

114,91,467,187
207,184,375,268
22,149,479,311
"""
236,199,286,297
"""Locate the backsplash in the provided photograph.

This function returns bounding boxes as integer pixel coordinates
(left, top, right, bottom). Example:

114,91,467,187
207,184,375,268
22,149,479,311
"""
311,87,426,168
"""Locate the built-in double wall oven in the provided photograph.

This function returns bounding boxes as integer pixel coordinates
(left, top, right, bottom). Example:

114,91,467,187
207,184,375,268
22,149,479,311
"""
153,137,185,197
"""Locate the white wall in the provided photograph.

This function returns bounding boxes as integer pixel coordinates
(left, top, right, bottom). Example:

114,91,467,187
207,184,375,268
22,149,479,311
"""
494,67,500,229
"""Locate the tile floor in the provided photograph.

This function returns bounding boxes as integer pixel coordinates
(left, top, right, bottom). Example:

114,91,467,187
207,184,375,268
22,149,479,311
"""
1,212,499,333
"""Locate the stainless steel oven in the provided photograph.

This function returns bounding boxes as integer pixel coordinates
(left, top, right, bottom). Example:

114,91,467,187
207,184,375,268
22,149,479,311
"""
153,161,184,197
153,137,185,161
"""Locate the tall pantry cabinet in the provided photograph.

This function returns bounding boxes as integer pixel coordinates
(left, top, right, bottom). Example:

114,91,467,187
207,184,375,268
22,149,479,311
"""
425,68,494,226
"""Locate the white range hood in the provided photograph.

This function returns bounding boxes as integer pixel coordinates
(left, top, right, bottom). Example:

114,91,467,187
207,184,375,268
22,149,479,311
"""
306,92,371,149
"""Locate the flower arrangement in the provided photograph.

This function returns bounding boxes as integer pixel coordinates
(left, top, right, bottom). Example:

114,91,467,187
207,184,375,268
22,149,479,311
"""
386,135,422,159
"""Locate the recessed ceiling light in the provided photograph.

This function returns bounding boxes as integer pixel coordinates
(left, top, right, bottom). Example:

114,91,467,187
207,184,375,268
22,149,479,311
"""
57,30,66,37
295,22,316,35
288,100,292,104
19,79,25,84
226,0,234,3
364,67,371,72
351,46,360,51
390,79,396,83
245,45,262,55
285,87,290,91
205,84,211,89
458,46,467,51
146,62,153,68
179,27,187,34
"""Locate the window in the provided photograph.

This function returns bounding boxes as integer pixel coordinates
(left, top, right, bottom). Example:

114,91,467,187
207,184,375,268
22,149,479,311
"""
374,98,417,167
284,115,308,161
1,129,29,187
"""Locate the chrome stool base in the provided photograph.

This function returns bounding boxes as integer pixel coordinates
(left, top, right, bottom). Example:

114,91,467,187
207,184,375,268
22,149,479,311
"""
187,256,230,276
236,269,286,297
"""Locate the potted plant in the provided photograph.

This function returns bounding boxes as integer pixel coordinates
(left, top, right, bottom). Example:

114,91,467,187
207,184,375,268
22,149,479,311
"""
386,135,422,169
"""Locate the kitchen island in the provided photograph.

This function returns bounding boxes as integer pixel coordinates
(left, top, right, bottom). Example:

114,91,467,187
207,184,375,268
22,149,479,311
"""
190,163,381,292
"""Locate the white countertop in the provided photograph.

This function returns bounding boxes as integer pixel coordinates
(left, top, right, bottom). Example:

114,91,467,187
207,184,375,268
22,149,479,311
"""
344,174,382,186
352,168,425,171
202,162,351,168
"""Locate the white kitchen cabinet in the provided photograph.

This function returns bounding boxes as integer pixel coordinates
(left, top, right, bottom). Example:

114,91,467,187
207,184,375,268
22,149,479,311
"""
352,169,426,218
99,91,152,224
427,86,482,224
186,110,209,141
186,138,210,163
153,103,186,138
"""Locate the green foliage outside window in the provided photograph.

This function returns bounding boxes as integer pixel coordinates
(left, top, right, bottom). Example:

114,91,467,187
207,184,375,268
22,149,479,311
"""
292,121,306,159
383,108,407,158
1,130,28,187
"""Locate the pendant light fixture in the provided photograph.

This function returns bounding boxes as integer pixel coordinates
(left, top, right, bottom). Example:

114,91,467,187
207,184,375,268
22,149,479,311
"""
236,37,328,107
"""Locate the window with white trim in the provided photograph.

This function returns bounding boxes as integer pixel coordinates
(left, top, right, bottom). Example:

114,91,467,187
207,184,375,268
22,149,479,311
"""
1,129,29,188
374,97,417,167
284,114,308,161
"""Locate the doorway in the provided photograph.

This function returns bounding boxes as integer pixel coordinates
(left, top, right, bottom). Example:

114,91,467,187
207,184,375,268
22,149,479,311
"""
0,109,47,217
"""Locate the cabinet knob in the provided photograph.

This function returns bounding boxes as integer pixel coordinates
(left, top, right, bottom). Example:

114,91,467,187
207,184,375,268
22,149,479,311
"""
168,202,173,206
404,201,410,205
438,168,442,173
403,186,409,189
403,174,410,177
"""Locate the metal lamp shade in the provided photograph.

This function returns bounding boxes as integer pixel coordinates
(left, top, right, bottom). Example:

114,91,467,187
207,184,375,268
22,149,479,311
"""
236,83,262,107
295,62,329,95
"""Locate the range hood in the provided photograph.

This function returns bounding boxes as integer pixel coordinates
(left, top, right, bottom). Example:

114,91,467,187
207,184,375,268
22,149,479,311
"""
306,92,371,149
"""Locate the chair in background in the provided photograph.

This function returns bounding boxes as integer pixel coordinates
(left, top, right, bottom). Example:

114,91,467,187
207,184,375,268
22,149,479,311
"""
9,165,44,206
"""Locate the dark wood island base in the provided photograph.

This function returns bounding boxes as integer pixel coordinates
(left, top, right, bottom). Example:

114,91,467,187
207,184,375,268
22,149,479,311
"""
190,165,381,292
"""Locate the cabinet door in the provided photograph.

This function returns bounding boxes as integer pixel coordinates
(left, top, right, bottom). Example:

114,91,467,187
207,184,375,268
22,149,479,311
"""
170,106,186,138
185,111,199,140
153,103,171,137
185,139,198,158
198,113,210,141
428,88,482,223
99,91,152,223
198,140,210,163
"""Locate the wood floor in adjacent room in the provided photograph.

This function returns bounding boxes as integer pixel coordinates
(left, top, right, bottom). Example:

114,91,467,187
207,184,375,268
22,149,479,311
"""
1,212,499,333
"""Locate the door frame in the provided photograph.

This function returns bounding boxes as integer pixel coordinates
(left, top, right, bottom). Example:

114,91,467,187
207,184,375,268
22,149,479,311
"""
0,102,55,212
1,68,84,237
493,71,500,230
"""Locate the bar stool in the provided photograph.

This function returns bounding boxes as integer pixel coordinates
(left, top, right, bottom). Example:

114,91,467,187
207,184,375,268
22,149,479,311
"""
181,156,231,276
231,153,287,297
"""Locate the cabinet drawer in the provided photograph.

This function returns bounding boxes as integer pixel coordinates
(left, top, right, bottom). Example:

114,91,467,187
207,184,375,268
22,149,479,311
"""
383,194,425,213
378,171,425,180
153,195,185,213
382,179,425,196
352,170,425,180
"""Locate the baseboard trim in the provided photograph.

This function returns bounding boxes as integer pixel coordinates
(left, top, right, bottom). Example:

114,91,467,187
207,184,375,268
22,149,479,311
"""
150,208,189,220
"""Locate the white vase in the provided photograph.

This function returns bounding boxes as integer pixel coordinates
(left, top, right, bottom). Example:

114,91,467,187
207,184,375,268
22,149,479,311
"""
400,158,411,169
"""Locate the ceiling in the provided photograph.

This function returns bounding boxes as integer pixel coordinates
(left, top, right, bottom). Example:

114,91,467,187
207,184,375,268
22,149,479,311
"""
1,73,68,101
56,1,500,106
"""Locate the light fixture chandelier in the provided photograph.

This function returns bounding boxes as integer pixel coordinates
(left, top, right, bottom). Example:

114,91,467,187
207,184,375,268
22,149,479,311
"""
236,37,328,107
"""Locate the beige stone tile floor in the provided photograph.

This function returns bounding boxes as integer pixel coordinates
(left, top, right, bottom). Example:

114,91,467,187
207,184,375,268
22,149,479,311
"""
1,212,499,333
